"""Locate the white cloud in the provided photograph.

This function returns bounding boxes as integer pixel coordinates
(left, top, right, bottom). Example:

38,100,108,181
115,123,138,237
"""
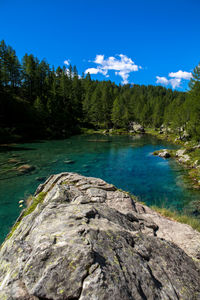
156,76,181,89
85,67,102,75
156,76,169,85
156,69,192,89
169,78,181,89
85,54,141,84
169,70,192,80
64,59,70,66
84,67,108,76
94,55,104,64
115,71,129,84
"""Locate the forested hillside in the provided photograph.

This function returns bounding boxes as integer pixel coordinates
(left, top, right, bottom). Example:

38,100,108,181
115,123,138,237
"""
0,40,200,143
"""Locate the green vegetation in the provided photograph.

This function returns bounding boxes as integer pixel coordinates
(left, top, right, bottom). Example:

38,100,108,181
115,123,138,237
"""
153,149,176,156
80,128,105,134
1,39,199,143
1,40,200,231
23,192,47,217
5,192,47,241
146,128,187,146
151,206,200,232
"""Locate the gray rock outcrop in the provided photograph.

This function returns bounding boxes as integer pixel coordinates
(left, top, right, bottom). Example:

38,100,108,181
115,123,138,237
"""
0,173,199,300
158,149,171,158
129,122,145,133
176,149,187,157
176,149,190,163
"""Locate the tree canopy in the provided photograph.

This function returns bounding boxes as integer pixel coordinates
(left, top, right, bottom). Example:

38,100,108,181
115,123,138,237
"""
0,40,199,142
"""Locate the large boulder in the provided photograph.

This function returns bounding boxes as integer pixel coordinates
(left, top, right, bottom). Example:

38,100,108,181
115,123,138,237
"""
129,122,145,133
182,131,190,141
153,149,171,158
176,149,190,164
159,125,172,134
176,149,187,157
178,155,190,163
158,149,171,158
0,173,199,300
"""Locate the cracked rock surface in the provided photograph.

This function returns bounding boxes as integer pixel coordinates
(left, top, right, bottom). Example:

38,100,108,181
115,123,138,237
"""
0,172,199,300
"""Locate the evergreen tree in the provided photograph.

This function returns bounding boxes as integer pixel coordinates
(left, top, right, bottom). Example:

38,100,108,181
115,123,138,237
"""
0,39,197,143
185,63,200,140
111,96,127,128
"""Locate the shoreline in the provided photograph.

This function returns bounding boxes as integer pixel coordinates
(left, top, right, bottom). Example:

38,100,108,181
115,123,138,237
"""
1,128,200,232
1,127,200,190
1,127,200,193
147,128,200,190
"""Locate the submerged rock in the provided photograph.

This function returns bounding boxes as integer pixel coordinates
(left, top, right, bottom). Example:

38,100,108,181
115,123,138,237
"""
8,158,20,164
0,173,199,300
35,176,46,182
64,160,75,164
17,164,35,174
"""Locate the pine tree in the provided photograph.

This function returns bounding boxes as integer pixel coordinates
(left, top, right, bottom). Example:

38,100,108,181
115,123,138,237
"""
186,63,200,140
111,96,125,128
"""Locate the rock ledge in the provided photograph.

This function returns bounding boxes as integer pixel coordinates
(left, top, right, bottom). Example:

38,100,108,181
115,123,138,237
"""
0,172,199,300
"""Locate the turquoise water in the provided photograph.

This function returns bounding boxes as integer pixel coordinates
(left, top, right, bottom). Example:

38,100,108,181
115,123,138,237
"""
0,134,200,243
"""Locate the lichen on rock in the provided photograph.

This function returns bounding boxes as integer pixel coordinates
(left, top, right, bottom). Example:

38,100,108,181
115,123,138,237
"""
0,172,199,299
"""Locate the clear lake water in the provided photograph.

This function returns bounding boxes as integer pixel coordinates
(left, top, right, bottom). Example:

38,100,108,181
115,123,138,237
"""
0,134,199,243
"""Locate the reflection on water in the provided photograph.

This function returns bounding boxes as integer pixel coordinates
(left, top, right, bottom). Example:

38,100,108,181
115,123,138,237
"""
0,134,199,243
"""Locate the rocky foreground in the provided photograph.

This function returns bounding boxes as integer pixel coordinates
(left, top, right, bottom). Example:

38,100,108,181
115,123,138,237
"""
0,173,200,300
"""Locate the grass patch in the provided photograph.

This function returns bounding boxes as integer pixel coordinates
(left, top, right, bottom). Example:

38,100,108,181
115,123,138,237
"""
23,192,47,217
153,149,176,157
111,128,129,134
188,148,200,162
80,127,132,135
151,206,200,232
80,128,105,134
4,192,47,241
146,128,186,146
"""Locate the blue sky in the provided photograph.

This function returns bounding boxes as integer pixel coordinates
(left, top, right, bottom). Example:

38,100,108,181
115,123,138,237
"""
1,0,200,90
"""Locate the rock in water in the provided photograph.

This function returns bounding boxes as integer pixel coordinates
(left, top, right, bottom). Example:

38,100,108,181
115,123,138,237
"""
158,149,171,158
0,173,199,300
154,149,171,158
17,164,35,174
64,160,75,164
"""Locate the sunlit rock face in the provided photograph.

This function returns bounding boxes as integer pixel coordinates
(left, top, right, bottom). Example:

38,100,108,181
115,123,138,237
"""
0,172,199,300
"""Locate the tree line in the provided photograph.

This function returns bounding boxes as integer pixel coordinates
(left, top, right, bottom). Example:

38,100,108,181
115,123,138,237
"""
0,40,200,143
